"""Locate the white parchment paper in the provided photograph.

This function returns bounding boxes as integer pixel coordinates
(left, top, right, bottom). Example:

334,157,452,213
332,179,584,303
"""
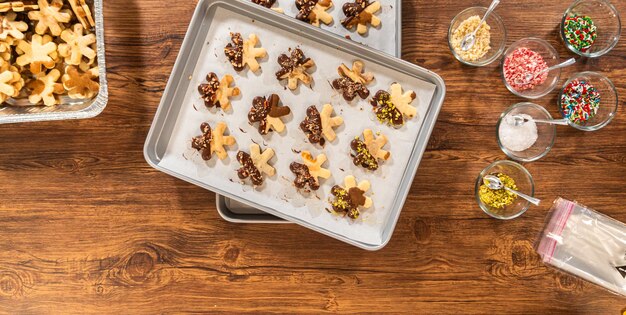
271,0,399,56
158,6,436,245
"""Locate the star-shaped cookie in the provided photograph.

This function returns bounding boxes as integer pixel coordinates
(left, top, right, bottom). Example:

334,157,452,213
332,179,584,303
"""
16,34,57,74
191,121,236,161
351,129,390,171
275,48,315,90
295,0,333,27
341,0,381,35
330,175,372,219
248,94,291,135
197,72,240,110
28,0,72,36
371,83,417,126
224,32,267,73
290,151,331,190
332,60,374,101
300,104,343,146
237,144,275,185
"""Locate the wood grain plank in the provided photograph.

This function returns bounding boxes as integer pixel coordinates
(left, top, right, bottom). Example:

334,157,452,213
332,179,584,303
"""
0,0,624,313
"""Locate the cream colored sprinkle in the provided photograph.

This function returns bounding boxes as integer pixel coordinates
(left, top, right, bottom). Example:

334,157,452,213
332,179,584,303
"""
451,15,491,62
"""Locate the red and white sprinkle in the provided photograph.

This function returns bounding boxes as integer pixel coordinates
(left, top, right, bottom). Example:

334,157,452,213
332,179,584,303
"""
503,47,549,92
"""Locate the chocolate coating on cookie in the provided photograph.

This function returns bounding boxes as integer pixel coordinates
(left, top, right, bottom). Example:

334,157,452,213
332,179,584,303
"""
276,48,312,80
332,77,370,101
248,94,290,134
341,0,371,28
371,90,403,126
300,105,325,145
295,0,331,23
198,72,220,107
237,151,264,185
191,122,213,160
350,138,378,170
252,0,276,8
224,32,244,71
290,162,320,190
331,185,366,219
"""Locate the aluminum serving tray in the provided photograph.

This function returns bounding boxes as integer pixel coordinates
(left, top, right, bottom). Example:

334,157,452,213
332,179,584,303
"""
144,0,445,250
218,0,403,224
0,0,108,124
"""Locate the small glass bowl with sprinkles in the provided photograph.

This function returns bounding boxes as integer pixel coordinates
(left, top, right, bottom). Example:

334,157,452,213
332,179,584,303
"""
558,71,618,131
448,7,507,67
475,160,535,220
560,0,621,58
501,38,561,99
497,102,557,162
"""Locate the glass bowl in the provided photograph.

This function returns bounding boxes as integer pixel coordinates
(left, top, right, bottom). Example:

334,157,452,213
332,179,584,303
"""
475,160,535,220
448,7,507,66
497,103,557,162
560,0,621,58
501,38,561,99
558,71,618,131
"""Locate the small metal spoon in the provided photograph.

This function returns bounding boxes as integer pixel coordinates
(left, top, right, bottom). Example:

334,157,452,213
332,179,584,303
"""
510,115,570,126
514,58,577,86
460,0,501,52
483,175,541,206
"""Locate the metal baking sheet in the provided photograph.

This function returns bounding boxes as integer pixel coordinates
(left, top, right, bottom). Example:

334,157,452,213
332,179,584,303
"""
218,0,403,224
144,0,445,250
0,0,108,124
217,195,292,224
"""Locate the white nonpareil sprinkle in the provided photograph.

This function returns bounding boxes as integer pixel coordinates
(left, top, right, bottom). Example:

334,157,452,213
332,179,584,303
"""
499,114,538,152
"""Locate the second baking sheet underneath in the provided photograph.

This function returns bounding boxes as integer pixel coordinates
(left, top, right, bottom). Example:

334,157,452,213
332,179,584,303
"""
158,6,436,246
269,0,400,56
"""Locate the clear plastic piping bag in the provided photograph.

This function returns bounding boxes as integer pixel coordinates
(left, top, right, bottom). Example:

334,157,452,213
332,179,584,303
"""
536,197,626,296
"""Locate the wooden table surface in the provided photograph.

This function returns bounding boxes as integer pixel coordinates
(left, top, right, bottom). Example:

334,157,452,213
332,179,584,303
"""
1,0,625,313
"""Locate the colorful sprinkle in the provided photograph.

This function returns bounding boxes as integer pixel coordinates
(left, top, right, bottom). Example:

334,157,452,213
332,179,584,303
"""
560,79,601,125
564,15,598,53
503,47,549,91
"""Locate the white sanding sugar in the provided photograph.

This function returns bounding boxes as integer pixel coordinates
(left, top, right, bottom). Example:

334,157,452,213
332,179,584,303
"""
499,114,538,152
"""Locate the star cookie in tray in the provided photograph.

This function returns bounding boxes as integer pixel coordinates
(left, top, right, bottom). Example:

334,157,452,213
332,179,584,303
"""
290,151,331,191
62,65,99,99
300,104,343,146
0,12,28,39
332,60,374,101
350,129,390,171
0,62,24,103
295,0,333,27
341,0,381,35
370,83,417,126
16,34,57,74
27,68,64,106
191,121,236,161
275,47,315,90
28,0,72,36
248,93,291,135
237,144,275,186
329,175,372,219
197,72,240,110
58,23,96,65
224,32,267,73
